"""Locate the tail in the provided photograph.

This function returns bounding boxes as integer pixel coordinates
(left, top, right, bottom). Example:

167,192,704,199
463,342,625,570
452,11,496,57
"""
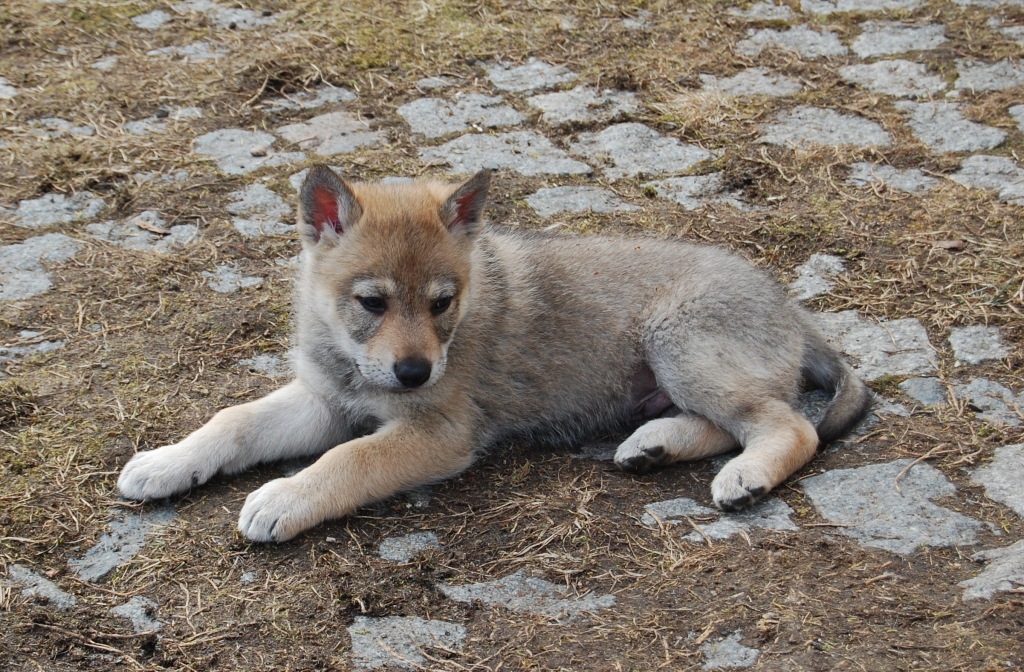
800,322,872,446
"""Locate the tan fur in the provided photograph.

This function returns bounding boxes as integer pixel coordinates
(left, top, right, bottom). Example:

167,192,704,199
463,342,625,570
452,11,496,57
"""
118,167,870,542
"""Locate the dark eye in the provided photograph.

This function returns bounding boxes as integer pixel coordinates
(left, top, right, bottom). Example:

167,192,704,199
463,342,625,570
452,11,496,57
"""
431,296,453,315
357,296,387,315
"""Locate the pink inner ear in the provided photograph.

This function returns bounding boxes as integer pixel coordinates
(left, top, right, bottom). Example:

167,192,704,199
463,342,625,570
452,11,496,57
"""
453,191,476,226
314,187,341,232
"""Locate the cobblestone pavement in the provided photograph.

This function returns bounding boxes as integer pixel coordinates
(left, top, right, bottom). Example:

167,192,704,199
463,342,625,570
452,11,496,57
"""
1,0,1022,670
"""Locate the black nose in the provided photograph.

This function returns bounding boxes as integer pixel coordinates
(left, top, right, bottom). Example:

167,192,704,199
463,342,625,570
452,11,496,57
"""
393,358,432,388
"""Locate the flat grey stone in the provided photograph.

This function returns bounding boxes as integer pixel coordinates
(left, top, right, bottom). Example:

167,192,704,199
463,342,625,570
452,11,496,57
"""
801,0,923,13
527,85,639,125
239,354,289,377
622,10,653,30
643,174,754,211
0,76,16,99
87,212,198,253
1011,104,1024,132
28,117,95,139
421,131,592,176
789,253,846,301
987,17,1024,44
972,444,1024,517
0,234,83,301
526,186,639,217
349,615,466,670
699,68,802,97
110,596,162,633
227,183,292,238
802,459,983,555
759,106,892,149
124,106,202,135
846,162,939,193
416,76,456,91
571,123,716,180
0,330,65,373
7,564,77,609
147,41,226,62
956,378,1023,426
949,325,1009,365
397,93,523,138
960,540,1024,600
203,263,263,294
11,191,105,228
131,9,171,30
440,570,614,620
851,21,947,58
736,25,848,58
486,58,577,93
955,0,1024,5
955,59,1024,92
377,532,441,563
950,155,1024,205
814,310,936,381
727,2,794,20
899,377,947,406
839,60,946,98
276,111,383,156
262,87,357,113
193,128,305,175
642,497,798,542
182,0,276,30
702,631,760,670
90,55,118,71
68,507,177,582
240,571,258,585
896,101,1005,152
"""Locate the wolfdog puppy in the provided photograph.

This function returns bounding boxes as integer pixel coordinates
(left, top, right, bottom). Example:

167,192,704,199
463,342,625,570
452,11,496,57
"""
118,166,870,542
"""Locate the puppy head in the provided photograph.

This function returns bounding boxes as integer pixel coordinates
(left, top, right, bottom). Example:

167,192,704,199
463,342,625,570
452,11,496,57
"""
297,166,490,392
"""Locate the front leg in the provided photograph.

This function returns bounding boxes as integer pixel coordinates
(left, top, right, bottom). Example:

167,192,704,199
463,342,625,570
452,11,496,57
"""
118,379,352,500
238,418,476,542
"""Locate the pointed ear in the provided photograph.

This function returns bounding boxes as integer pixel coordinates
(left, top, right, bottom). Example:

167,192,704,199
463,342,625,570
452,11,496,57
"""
440,168,491,237
298,165,361,245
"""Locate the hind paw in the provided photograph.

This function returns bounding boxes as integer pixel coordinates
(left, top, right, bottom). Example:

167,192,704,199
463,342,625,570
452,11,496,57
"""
615,444,669,474
711,462,770,511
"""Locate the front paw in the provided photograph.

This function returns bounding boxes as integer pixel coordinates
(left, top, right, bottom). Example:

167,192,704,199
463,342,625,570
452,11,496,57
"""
238,477,318,543
118,445,212,500
711,460,770,512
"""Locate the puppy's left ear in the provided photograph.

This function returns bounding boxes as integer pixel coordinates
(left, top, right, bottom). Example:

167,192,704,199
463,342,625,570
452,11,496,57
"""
440,169,491,238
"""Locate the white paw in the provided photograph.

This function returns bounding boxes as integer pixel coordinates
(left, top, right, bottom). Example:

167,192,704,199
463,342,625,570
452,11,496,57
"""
118,445,213,500
711,459,772,512
238,477,317,543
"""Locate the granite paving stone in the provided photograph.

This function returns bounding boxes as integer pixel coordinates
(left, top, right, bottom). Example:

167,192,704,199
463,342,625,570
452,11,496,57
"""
699,68,803,97
896,101,1005,152
174,0,277,30
87,211,198,253
147,41,226,62
0,76,17,99
440,570,615,620
789,253,846,300
949,325,1010,365
971,444,1024,517
801,459,984,555
1011,104,1024,132
203,263,263,294
899,377,947,407
736,25,848,58
90,55,118,71
0,234,83,301
643,174,753,210
526,186,639,217
261,86,357,113
131,9,171,30
642,497,798,543
11,191,105,228
193,128,305,175
955,58,1024,92
110,596,163,633
397,93,523,138
727,2,794,20
69,507,177,582
276,111,384,156
838,60,947,98
955,378,1024,426
348,616,466,670
950,155,1024,205
486,58,577,92
759,106,892,148
420,131,592,176
851,21,947,58
527,85,639,125
702,631,760,669
6,565,77,609
960,541,1024,601
0,330,65,373
814,310,936,381
226,183,293,238
846,162,939,193
801,0,924,13
377,532,442,563
124,106,202,135
27,117,95,139
239,354,289,378
571,123,716,179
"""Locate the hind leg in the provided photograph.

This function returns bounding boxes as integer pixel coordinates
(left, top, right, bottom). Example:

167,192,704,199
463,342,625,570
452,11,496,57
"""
615,413,738,474
711,400,819,511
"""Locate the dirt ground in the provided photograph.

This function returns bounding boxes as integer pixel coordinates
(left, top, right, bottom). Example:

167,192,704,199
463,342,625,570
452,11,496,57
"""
1,0,1023,670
